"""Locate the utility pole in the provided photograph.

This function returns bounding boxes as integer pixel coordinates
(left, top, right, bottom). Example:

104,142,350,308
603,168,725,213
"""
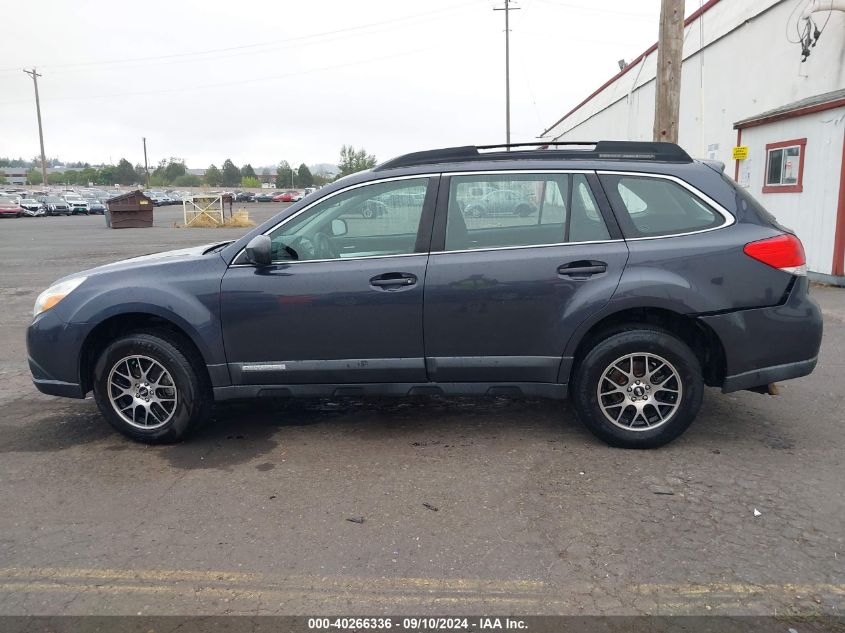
142,137,150,188
653,0,684,143
23,68,48,187
494,0,520,147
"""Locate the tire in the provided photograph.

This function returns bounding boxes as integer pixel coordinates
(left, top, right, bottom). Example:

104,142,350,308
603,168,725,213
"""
93,331,211,443
515,203,533,217
571,327,703,449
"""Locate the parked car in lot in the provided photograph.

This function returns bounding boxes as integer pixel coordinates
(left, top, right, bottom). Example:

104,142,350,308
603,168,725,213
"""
253,192,276,202
234,191,255,203
0,196,22,218
26,141,823,448
146,191,175,206
87,200,107,215
40,196,70,216
273,190,303,203
65,197,90,215
19,198,46,217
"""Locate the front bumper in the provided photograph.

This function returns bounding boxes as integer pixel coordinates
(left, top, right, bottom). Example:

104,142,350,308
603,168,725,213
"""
27,309,89,399
698,277,823,393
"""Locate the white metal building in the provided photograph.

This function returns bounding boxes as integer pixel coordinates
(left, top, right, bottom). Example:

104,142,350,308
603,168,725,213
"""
541,0,845,284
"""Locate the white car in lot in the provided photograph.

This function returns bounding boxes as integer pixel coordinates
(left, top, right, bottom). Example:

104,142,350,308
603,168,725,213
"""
64,196,90,215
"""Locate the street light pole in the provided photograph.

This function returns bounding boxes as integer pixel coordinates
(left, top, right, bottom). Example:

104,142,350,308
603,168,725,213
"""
494,0,520,148
23,68,48,186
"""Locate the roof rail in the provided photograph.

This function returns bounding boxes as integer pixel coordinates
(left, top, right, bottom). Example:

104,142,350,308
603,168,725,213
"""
374,141,693,171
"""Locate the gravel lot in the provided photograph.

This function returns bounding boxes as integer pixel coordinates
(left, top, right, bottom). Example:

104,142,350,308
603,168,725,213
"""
0,206,843,616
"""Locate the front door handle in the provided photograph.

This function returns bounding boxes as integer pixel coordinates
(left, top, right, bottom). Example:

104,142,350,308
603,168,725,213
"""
370,273,417,289
558,261,607,278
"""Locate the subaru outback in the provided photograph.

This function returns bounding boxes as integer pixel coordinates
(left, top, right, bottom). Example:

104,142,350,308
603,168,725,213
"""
26,141,823,448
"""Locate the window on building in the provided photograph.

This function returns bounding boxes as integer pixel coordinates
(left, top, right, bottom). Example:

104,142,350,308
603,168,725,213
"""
763,138,806,193
444,173,610,252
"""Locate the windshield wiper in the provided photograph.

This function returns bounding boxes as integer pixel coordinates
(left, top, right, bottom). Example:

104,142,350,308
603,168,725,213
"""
203,241,234,254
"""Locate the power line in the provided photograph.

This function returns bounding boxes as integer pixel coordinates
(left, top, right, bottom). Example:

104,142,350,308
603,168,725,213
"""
0,46,437,106
0,1,482,75
533,0,656,20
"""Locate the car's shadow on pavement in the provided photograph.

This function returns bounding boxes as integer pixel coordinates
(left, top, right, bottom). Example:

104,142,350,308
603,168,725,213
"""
0,397,114,453
160,396,592,471
0,389,798,467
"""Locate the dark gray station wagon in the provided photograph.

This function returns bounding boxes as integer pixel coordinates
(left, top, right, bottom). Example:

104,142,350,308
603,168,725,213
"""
27,142,823,448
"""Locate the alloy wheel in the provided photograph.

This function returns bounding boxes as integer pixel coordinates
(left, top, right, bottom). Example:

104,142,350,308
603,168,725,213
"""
596,352,683,431
107,355,178,430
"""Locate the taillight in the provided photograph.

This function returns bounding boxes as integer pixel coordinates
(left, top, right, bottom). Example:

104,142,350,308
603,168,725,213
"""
743,234,806,276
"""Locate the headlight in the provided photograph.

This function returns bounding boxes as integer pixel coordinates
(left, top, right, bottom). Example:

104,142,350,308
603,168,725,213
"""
33,277,87,318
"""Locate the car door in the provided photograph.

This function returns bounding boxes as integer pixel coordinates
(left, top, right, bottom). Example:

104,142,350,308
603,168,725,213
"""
423,170,628,383
220,175,438,385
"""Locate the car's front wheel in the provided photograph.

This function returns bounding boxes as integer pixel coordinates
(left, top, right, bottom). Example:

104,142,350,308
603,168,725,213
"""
571,328,703,448
93,331,211,443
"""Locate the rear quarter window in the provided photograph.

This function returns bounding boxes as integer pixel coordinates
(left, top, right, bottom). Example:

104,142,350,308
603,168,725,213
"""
600,174,726,238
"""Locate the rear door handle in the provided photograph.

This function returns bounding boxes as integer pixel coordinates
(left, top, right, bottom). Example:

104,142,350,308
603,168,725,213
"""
557,261,607,277
370,273,417,289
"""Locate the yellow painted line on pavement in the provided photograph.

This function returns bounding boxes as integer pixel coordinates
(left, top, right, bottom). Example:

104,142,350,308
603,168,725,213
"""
0,567,547,595
0,567,842,608
0,567,256,584
636,582,845,597
0,581,559,607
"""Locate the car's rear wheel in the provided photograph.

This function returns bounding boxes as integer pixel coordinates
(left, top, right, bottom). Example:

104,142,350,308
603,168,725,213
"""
93,331,211,443
571,328,703,448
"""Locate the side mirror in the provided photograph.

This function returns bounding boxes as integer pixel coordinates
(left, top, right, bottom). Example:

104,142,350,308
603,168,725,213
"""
331,219,348,237
245,235,272,266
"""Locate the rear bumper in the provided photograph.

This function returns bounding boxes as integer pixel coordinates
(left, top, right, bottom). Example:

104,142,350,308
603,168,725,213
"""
721,356,817,393
698,277,823,393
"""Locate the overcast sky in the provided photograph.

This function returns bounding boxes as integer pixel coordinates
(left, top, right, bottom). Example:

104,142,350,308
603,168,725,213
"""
0,0,703,169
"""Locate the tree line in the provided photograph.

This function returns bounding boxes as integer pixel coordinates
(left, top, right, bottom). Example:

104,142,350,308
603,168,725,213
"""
3,145,378,188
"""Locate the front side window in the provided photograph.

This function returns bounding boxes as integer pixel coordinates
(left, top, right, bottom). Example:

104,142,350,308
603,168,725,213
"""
601,174,725,238
265,178,429,262
445,173,610,252
764,139,806,193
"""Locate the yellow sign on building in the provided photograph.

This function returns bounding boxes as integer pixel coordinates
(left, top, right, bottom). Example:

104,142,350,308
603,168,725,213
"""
732,146,749,160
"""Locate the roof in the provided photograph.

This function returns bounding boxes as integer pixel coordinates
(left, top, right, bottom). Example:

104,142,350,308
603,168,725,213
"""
374,141,693,171
540,0,724,137
734,89,845,129
106,189,151,204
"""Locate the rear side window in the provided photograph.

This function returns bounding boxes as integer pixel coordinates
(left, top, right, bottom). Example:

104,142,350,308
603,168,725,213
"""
445,173,610,252
601,174,725,238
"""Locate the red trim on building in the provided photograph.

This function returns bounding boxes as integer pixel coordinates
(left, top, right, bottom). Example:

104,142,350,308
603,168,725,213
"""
734,129,742,181
735,97,845,130
762,138,807,194
541,0,724,137
833,129,845,277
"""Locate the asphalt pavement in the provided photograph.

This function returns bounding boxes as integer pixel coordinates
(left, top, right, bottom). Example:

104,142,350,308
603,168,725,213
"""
0,206,843,616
